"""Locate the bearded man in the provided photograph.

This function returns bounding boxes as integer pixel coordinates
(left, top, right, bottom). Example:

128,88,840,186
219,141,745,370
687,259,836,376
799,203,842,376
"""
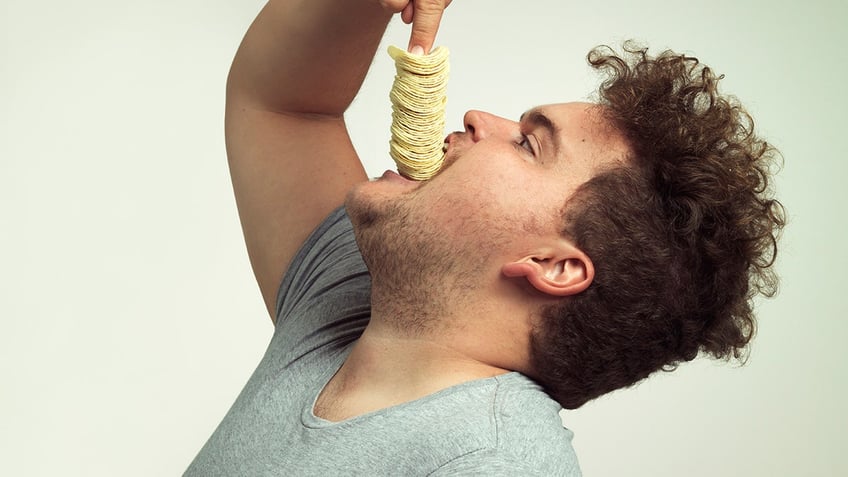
185,1,784,475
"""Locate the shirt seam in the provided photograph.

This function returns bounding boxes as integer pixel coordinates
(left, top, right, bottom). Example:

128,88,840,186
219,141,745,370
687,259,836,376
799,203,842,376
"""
425,447,488,477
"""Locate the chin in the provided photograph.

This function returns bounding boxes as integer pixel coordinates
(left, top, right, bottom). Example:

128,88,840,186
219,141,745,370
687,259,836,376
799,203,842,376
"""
345,181,395,230
352,172,415,196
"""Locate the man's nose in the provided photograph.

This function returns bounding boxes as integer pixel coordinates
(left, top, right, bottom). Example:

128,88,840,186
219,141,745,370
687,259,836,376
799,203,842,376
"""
463,110,515,142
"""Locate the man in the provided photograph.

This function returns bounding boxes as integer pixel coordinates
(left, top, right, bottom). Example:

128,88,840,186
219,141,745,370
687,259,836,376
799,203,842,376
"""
186,0,784,475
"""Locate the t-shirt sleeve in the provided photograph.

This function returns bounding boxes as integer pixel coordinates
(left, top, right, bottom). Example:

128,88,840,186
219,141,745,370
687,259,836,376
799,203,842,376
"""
429,448,581,476
271,206,371,358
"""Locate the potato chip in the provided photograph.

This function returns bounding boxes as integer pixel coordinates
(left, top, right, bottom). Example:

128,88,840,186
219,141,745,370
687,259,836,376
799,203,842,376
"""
387,45,450,181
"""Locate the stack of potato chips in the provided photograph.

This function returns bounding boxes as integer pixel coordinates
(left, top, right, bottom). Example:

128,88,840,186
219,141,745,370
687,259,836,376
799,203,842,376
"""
387,45,450,181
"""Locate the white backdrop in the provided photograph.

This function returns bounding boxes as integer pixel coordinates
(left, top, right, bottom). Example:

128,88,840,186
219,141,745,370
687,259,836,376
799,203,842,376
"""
3,0,846,475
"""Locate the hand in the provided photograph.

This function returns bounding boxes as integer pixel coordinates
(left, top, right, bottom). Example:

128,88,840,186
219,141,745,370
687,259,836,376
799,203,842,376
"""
377,0,452,54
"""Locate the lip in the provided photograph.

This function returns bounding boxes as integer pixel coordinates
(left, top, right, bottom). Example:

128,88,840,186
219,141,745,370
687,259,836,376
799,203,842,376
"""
444,132,457,151
443,131,466,155
381,169,414,183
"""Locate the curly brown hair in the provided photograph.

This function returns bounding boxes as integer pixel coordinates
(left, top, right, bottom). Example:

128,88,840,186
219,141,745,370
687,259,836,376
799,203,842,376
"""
528,43,786,410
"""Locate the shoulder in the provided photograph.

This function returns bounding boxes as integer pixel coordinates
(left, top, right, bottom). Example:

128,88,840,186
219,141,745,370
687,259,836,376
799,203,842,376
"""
428,373,581,476
275,206,368,318
271,206,370,353
429,448,554,476
431,447,580,476
488,373,582,475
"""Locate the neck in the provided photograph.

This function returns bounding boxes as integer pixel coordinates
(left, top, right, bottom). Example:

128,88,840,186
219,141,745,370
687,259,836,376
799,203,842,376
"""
315,323,510,421
367,273,464,336
313,252,536,421
350,324,510,392
362,272,537,377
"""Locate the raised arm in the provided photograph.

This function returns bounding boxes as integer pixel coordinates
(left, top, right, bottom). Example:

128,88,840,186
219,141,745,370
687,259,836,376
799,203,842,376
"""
226,0,447,320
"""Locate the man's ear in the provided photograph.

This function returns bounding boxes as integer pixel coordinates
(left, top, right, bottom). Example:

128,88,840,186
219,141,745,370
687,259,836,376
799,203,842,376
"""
501,242,594,297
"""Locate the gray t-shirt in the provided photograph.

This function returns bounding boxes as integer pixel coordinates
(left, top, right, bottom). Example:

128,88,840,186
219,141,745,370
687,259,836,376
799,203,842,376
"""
185,207,582,476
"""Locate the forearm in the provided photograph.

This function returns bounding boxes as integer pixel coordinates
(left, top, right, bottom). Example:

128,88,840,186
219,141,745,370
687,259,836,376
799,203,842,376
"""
228,0,393,116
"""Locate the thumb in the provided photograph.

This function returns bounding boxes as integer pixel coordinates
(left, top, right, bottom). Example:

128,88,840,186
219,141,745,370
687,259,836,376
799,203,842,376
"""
408,1,446,54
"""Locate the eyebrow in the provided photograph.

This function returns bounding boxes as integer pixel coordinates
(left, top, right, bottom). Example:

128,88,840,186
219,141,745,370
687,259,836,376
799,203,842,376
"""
520,109,561,155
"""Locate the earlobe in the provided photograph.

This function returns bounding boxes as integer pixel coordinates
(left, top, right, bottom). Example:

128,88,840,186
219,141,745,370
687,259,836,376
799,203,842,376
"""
502,249,594,297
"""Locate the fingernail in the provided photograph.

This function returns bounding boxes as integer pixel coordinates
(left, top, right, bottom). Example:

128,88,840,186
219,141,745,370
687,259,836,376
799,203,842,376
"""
410,45,424,55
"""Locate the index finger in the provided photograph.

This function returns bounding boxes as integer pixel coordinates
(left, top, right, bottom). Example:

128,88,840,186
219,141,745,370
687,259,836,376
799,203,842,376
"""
407,1,447,54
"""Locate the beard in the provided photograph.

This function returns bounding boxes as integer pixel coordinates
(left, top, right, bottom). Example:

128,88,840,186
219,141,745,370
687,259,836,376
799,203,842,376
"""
345,183,482,336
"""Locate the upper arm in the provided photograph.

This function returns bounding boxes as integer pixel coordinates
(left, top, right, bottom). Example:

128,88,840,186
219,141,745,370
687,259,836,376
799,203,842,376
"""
225,94,368,319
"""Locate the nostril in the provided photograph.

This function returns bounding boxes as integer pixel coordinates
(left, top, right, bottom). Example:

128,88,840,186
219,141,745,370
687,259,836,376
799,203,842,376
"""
463,110,484,141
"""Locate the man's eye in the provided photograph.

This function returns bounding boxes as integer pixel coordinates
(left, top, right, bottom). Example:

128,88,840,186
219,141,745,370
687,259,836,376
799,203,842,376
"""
519,135,534,155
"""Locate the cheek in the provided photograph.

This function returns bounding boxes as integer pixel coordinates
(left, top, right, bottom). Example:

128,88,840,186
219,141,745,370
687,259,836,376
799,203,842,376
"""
417,149,552,229
411,180,489,236
434,180,531,238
